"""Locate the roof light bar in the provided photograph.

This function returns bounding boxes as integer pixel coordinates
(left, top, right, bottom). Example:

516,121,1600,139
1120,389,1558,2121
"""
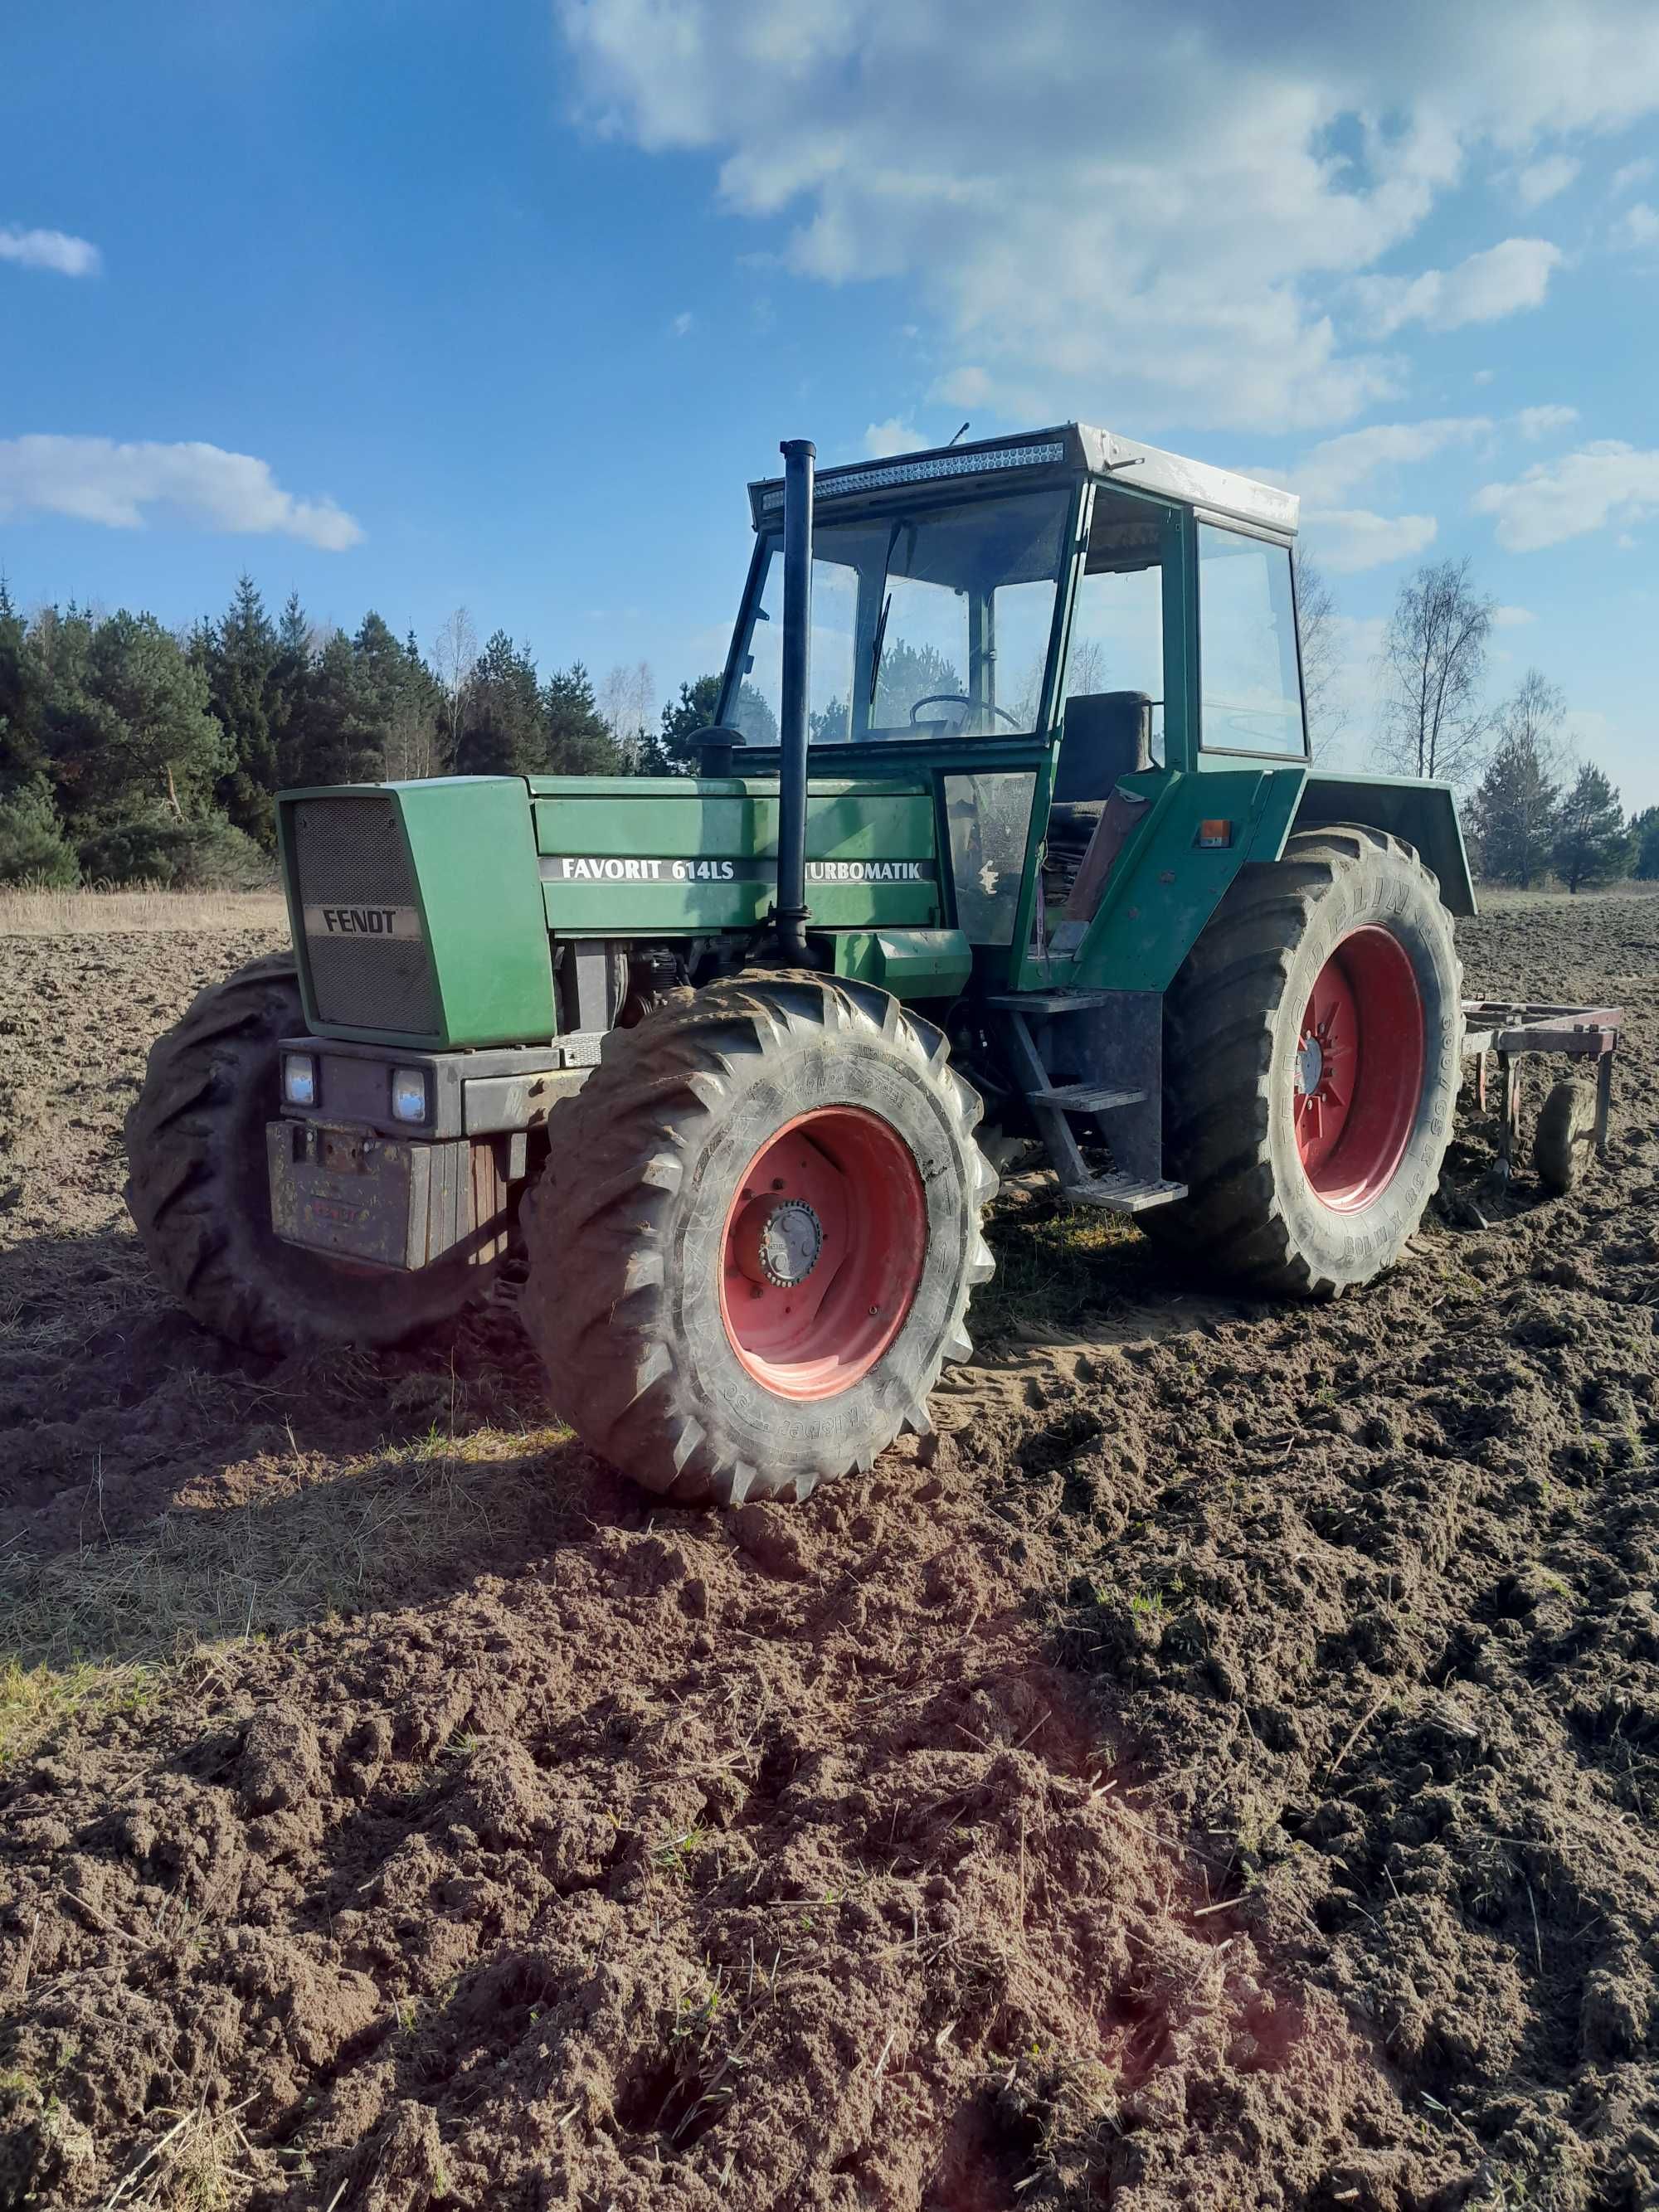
757,439,1066,509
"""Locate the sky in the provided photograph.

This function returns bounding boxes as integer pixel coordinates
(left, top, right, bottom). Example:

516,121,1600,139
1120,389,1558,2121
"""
2,0,1657,802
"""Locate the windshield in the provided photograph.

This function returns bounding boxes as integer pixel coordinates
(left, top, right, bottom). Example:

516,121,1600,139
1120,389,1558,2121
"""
727,487,1069,744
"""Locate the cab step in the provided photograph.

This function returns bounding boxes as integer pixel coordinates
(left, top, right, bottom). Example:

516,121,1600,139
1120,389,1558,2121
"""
1059,1172,1187,1214
1040,1082,1146,1112
982,989,1119,1014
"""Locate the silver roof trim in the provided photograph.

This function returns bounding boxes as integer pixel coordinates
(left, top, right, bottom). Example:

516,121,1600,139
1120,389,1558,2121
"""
748,422,1297,539
1075,426,1297,539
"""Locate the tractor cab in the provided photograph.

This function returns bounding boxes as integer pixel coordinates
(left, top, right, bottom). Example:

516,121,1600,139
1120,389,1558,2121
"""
716,425,1319,988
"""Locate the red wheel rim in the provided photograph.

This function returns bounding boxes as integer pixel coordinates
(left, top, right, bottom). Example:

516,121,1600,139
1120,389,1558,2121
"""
1294,926,1424,1212
718,1107,927,1400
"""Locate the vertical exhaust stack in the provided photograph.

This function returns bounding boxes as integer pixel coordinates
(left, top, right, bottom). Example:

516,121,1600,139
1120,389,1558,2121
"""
775,437,815,965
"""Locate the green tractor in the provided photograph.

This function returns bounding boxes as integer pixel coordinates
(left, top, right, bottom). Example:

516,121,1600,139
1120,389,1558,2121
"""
127,425,1475,1505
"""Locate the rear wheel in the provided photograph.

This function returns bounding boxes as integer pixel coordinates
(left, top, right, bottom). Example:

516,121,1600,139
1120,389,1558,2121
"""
125,952,492,1354
519,972,997,1504
1145,827,1462,1296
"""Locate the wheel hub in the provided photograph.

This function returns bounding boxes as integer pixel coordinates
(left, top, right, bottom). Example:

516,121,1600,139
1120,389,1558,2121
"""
1295,1033,1325,1098
735,1197,823,1288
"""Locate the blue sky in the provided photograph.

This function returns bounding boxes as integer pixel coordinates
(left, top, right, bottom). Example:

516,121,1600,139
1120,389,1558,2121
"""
2,0,1657,802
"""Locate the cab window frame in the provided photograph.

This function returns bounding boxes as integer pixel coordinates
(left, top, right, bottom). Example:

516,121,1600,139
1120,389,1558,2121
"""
1192,512,1310,765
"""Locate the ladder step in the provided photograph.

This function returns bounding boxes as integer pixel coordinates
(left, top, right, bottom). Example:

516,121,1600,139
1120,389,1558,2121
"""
983,989,1117,1014
1039,1082,1146,1113
1058,1172,1187,1214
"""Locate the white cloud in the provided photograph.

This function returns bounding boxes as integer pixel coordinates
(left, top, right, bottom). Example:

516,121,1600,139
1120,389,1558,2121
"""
1350,236,1563,335
1610,155,1656,194
1473,440,1659,549
671,309,694,336
1612,199,1659,246
1472,367,1496,385
0,225,101,277
1281,416,1491,502
863,418,929,457
1514,402,1580,440
0,436,363,550
555,0,1659,433
1515,153,1580,205
1302,507,1438,571
1493,603,1538,625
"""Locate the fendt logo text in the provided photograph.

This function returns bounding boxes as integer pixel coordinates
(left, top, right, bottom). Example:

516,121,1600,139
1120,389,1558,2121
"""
302,904,421,939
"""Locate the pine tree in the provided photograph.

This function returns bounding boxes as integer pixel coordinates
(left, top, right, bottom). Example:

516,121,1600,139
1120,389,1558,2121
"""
286,632,384,788
1469,670,1567,887
543,662,623,775
201,574,280,844
0,575,50,797
45,610,226,826
352,613,442,781
455,633,546,777
658,674,723,771
270,594,315,788
1631,805,1659,882
1554,764,1634,893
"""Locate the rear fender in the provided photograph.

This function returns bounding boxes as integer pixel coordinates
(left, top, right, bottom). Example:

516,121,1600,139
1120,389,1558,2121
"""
1285,772,1476,917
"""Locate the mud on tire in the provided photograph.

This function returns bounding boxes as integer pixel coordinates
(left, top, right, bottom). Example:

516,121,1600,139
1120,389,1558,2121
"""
1144,826,1462,1296
519,971,997,1505
124,952,491,1354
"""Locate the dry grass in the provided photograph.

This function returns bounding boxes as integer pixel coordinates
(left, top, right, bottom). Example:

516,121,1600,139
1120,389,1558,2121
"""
0,885,288,937
0,1420,573,1769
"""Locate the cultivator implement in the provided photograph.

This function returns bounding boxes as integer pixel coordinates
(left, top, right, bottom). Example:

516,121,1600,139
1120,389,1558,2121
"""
1462,999,1623,1187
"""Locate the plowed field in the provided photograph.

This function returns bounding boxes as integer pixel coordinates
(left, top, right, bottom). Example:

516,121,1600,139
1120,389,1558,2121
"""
2,893,1656,2211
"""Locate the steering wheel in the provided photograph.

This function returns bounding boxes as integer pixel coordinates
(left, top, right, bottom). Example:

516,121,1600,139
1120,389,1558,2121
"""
908,693,1024,731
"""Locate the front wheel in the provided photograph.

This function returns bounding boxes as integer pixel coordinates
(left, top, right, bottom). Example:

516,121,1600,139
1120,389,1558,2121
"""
519,973,998,1505
125,952,494,1354
1145,826,1463,1296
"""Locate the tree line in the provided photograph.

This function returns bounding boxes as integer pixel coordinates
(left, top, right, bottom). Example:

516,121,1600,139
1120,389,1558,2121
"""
2,558,1652,894
0,576,729,889
1369,555,1657,892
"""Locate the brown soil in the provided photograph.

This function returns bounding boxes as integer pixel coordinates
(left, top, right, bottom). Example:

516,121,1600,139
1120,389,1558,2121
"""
2,897,1657,2210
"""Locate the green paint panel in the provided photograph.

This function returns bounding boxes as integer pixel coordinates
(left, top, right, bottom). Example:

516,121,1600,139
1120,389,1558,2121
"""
1064,766,1294,994
535,777,941,934
280,777,555,1048
831,928,973,998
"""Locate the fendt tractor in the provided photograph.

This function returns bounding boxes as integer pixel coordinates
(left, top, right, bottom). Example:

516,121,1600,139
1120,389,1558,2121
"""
124,425,1620,1506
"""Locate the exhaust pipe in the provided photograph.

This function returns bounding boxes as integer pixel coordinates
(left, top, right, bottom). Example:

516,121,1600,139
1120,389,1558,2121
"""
775,437,815,965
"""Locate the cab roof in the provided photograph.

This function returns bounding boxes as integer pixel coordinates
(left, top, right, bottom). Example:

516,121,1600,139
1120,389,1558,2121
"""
748,422,1298,543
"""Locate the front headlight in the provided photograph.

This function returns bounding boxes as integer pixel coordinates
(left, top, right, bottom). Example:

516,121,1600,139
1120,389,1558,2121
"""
282,1052,317,1107
391,1067,429,1124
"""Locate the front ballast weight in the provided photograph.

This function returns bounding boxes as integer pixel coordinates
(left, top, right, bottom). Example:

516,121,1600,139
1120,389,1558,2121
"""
1462,1000,1623,1194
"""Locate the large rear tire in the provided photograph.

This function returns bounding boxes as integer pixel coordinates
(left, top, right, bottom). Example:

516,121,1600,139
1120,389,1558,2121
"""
1144,827,1462,1296
125,952,492,1354
519,972,997,1505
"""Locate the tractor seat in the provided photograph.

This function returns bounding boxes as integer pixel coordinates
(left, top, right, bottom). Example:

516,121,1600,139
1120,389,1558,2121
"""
1051,691,1153,819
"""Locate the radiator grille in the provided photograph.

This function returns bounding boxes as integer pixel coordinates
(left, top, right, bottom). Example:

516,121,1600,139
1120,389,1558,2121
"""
291,796,442,1035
